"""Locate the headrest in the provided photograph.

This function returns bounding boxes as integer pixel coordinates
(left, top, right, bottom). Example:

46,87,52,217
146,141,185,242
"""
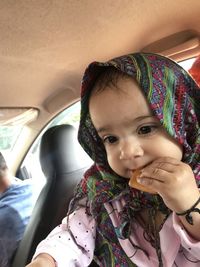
39,124,92,178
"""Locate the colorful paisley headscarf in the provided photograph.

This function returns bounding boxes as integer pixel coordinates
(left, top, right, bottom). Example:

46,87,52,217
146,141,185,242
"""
68,53,200,266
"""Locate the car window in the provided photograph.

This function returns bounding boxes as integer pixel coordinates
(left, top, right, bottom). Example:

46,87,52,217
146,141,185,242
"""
0,125,23,152
0,108,39,165
178,57,196,70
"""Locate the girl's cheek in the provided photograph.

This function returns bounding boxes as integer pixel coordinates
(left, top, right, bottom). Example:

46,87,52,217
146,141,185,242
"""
107,154,117,169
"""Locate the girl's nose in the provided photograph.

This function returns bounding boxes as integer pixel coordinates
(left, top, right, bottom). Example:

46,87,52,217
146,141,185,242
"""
119,140,144,160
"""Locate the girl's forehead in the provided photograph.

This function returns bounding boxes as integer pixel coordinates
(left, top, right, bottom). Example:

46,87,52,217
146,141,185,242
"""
91,74,138,95
89,77,153,128
90,75,147,102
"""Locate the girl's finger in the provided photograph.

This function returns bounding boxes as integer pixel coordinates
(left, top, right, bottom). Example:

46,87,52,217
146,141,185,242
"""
137,176,163,193
140,166,174,182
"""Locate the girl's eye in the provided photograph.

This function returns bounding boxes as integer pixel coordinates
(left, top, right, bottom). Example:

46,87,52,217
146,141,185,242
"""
103,136,118,144
138,125,158,135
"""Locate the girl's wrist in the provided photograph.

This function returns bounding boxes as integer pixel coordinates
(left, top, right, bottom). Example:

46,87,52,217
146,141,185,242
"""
176,195,200,225
172,190,200,213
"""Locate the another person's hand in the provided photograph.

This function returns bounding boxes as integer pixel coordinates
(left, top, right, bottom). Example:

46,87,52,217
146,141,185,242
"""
137,157,200,213
25,253,56,267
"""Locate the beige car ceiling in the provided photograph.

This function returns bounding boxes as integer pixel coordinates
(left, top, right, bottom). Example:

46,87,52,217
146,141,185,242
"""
0,0,200,127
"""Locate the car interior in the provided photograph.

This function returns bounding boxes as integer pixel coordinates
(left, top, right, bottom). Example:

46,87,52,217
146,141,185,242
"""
0,1,200,266
12,124,93,266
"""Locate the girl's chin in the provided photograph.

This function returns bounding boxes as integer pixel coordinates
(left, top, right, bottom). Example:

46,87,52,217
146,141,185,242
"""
119,173,130,179
112,170,129,179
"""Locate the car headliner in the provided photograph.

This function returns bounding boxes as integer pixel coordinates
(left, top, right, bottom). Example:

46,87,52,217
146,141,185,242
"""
0,0,200,168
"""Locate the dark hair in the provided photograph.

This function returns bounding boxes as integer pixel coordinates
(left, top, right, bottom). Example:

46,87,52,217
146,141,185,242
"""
0,152,8,177
92,66,131,94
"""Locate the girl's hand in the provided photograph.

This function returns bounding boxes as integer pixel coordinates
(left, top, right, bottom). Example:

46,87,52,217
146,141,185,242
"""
25,253,56,267
137,157,200,213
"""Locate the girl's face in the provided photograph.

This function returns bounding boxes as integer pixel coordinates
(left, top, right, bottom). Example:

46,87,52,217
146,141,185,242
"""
89,76,183,179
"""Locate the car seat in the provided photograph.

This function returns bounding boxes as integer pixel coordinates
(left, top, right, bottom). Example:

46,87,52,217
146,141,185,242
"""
11,124,98,266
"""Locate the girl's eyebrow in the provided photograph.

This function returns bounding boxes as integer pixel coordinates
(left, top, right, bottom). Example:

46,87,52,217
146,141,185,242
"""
133,115,156,123
96,115,156,134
